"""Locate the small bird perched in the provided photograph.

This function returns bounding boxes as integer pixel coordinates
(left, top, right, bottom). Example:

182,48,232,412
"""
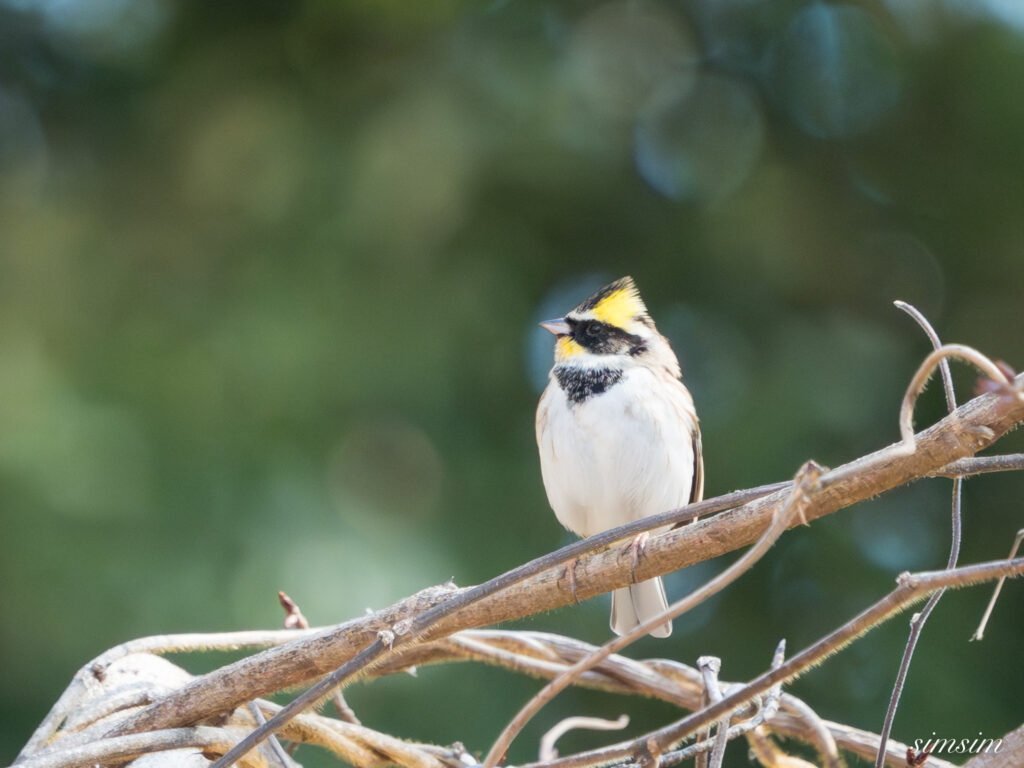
535,277,703,638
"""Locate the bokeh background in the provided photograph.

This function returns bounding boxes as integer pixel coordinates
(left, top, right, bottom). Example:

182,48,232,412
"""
2,0,1024,765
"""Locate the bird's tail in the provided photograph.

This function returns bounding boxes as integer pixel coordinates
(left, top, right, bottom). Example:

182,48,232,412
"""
610,577,672,638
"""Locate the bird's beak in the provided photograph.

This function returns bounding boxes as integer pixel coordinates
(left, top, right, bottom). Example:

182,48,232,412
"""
540,318,572,336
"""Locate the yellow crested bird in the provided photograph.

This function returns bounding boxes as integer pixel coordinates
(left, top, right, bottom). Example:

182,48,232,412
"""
535,277,703,638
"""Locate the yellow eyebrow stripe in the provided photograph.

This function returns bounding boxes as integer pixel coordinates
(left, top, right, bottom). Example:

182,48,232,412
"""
592,288,645,328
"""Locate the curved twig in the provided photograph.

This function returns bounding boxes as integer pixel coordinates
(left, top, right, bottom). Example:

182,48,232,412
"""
745,727,818,768
539,716,628,761
774,695,841,768
893,301,957,411
897,344,1017,452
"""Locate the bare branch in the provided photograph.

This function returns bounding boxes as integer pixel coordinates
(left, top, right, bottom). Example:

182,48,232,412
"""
12,727,269,768
745,727,818,768
893,301,957,411
262,702,450,768
19,623,937,768
929,453,1024,477
538,716,628,762
962,722,1024,768
808,722,955,768
246,703,296,768
970,527,1024,641
697,656,728,768
772,695,841,768
279,590,361,725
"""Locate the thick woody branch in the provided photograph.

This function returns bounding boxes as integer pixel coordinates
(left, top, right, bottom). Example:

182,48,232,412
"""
12,624,987,768
12,727,268,768
95,375,1024,741
963,722,1024,768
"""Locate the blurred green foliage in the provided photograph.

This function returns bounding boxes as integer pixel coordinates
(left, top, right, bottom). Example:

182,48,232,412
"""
2,1,1023,765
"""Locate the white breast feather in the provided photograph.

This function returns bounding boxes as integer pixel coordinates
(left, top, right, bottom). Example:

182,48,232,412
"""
537,367,696,539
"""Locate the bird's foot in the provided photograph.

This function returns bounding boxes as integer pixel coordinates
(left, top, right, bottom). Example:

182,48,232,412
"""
565,557,581,604
625,532,650,583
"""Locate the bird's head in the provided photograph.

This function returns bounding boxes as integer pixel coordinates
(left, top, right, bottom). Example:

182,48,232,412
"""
541,276,679,375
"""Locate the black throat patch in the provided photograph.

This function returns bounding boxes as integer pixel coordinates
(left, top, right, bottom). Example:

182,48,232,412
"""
553,366,623,404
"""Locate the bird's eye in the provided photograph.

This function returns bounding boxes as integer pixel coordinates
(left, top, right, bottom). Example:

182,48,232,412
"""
586,322,602,337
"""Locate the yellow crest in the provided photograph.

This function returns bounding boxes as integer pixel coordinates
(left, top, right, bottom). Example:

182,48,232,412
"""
578,276,648,329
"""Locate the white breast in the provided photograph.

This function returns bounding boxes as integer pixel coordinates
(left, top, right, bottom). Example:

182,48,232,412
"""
536,366,697,538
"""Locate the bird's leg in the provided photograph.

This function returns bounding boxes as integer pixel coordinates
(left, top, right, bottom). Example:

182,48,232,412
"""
565,557,581,604
625,532,650,583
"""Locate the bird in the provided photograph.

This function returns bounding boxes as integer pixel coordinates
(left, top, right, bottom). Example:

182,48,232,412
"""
535,276,703,638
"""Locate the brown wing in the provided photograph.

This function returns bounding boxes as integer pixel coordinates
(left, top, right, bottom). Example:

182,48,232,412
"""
663,373,702,528
662,373,703,509
689,423,704,504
